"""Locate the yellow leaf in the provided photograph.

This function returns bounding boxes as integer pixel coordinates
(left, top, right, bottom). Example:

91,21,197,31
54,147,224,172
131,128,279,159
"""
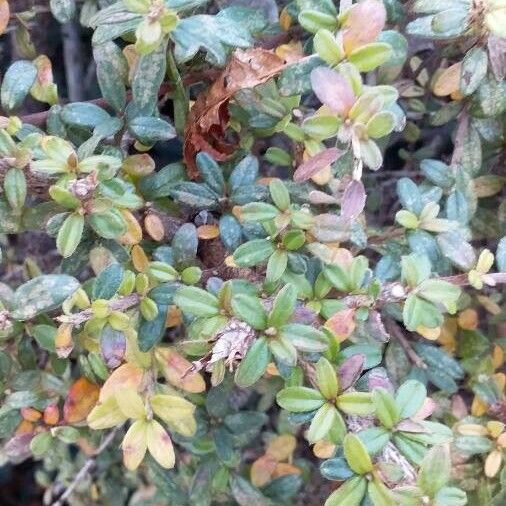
457,423,489,437
166,414,196,437
416,325,441,340
55,323,74,358
432,62,462,97
486,421,505,439
115,389,146,420
150,394,195,424
471,396,488,417
87,396,127,430
266,434,297,462
131,244,149,272
146,420,175,469
485,449,503,478
492,345,504,370
122,420,148,470
119,209,143,245
99,363,144,402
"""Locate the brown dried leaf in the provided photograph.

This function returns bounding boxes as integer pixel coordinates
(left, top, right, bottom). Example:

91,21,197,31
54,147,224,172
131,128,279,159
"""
184,48,287,178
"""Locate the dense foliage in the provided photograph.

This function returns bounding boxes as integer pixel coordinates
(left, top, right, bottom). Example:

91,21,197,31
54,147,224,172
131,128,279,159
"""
0,0,505,504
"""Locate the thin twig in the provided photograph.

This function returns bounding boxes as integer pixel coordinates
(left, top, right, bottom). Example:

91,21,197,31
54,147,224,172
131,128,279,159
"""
51,426,121,506
386,319,426,369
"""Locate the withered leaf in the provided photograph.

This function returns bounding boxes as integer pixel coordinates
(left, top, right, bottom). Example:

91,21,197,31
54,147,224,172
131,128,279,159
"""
63,377,100,424
184,48,287,178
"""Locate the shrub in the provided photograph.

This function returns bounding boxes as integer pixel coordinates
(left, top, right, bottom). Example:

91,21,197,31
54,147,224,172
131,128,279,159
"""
0,0,505,504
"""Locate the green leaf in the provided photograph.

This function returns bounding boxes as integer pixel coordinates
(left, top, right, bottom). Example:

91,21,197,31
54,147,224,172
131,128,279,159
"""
366,111,396,138
395,380,427,419
348,43,393,72
88,208,127,239
403,294,443,331
320,457,354,481
196,152,225,195
298,10,338,34
314,29,344,66
454,435,493,455
268,283,297,328
231,294,267,330
278,56,324,96
93,42,128,112
132,38,168,116
372,388,400,429
92,263,123,300
230,476,268,506
357,427,391,455
266,250,288,282
138,303,169,352
50,0,75,23
128,116,177,144
434,486,468,506
343,433,374,475
1,60,38,112
323,265,349,292
61,102,111,128
240,202,279,222
233,239,275,267
269,179,290,211
280,323,328,353
174,286,220,317
418,445,451,497
307,403,337,443
57,213,84,258
235,337,271,387
315,357,339,399
269,335,297,366
336,392,374,415
12,275,80,320
460,47,488,96
325,476,367,506
276,386,325,412
417,279,460,312
367,479,395,506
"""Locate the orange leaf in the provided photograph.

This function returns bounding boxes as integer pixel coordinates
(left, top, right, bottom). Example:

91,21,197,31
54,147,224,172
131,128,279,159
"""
197,224,220,239
63,377,100,424
119,209,143,245
131,244,149,272
0,0,9,36
250,454,277,487
144,213,165,241
266,434,297,462
155,348,206,393
272,462,302,479
325,308,356,341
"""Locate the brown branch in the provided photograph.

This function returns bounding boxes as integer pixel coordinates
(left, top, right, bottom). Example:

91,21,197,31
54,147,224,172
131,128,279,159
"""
51,426,121,506
386,319,426,369
56,293,141,326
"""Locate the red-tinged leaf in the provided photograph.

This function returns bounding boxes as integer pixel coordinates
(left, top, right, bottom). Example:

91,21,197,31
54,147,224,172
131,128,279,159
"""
99,363,144,402
100,326,126,369
294,148,343,182
342,0,387,53
0,0,9,36
325,308,356,341
155,348,206,393
250,454,278,487
63,377,100,424
338,354,365,391
310,67,355,116
341,180,366,219
395,419,427,433
413,397,436,421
